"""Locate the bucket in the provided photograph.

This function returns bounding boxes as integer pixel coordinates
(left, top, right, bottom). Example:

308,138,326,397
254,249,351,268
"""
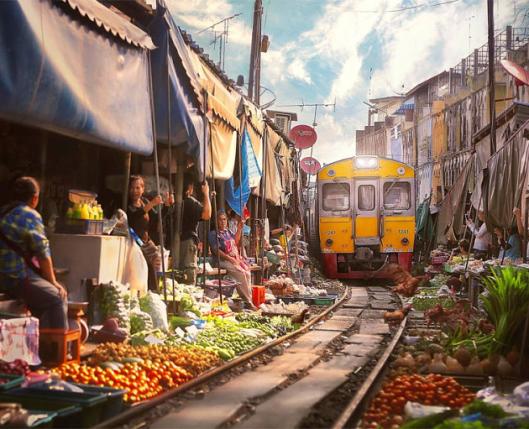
252,286,266,308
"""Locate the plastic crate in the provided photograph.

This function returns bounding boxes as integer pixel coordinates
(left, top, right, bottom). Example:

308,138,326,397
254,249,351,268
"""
0,373,25,391
9,385,108,427
0,391,80,427
56,219,104,235
71,383,126,420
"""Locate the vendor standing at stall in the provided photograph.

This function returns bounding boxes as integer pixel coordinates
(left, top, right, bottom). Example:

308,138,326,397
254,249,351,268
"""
0,177,68,329
127,175,174,291
466,211,491,260
180,176,211,284
209,211,256,310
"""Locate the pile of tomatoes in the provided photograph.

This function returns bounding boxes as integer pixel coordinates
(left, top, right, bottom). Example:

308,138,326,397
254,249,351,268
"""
52,360,192,403
362,373,476,429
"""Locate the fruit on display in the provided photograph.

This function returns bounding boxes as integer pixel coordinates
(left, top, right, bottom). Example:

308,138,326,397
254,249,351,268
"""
51,361,189,403
362,374,475,429
0,359,30,376
87,343,221,376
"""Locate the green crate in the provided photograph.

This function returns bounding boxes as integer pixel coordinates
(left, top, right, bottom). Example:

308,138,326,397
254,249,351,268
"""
6,386,107,428
71,383,126,420
0,391,80,427
0,373,25,391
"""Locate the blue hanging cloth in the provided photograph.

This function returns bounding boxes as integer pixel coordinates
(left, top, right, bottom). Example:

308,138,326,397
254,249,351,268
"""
225,129,252,216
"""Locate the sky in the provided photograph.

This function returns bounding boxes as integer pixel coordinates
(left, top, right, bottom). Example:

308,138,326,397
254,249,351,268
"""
166,0,529,166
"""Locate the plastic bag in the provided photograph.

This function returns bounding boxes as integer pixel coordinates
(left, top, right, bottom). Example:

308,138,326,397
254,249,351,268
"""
122,239,148,297
139,292,169,331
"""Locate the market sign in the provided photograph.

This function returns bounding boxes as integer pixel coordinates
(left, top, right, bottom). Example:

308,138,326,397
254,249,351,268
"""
300,157,321,175
289,124,317,150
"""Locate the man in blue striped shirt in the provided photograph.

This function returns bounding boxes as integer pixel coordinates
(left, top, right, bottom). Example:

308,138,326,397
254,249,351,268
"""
0,177,67,329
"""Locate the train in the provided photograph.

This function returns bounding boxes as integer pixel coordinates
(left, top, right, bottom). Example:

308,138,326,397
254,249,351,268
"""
313,156,415,279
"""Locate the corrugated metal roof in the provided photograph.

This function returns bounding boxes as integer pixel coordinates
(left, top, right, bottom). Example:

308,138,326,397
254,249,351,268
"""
59,0,155,49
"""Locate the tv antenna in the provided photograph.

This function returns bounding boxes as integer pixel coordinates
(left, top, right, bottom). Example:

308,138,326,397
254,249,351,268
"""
198,13,241,71
276,99,336,127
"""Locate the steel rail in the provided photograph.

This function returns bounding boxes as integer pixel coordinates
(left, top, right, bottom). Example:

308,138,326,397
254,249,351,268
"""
331,314,408,429
94,287,350,428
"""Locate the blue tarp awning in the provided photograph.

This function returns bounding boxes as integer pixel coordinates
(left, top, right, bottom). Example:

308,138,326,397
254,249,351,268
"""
149,1,206,168
394,103,415,115
0,0,155,155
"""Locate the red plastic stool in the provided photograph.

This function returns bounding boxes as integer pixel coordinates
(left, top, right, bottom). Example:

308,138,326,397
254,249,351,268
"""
39,328,81,367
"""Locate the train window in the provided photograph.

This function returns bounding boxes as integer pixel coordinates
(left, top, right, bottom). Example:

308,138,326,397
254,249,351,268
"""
357,185,375,211
322,183,350,211
383,182,411,210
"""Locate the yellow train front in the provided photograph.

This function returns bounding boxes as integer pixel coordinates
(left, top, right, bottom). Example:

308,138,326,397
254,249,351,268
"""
316,156,415,279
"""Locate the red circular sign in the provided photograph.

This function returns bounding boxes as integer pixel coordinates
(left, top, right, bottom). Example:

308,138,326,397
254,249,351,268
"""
501,59,529,86
289,125,317,149
300,157,321,175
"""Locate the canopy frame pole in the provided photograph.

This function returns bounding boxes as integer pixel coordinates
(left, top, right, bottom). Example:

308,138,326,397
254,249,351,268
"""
276,151,291,278
202,93,223,304
147,51,167,300
238,113,246,256
122,153,132,211
260,126,268,282
166,37,177,313
202,91,208,294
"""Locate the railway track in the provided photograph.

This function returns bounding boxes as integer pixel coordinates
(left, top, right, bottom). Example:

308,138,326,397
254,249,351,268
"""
97,283,407,429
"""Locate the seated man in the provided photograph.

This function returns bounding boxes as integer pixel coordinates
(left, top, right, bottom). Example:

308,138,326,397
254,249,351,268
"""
208,210,256,310
0,177,68,329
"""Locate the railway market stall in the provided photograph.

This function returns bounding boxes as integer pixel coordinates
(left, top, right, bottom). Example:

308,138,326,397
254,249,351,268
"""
358,263,529,429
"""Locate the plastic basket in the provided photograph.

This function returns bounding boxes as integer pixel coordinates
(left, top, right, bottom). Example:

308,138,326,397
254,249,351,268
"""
71,383,126,420
56,219,104,235
0,373,25,391
12,385,108,427
0,391,80,425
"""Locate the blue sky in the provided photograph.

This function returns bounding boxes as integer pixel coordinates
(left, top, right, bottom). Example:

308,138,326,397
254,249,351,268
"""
167,0,528,165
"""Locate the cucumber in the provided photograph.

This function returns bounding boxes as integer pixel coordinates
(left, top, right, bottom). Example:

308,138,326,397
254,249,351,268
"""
122,357,144,364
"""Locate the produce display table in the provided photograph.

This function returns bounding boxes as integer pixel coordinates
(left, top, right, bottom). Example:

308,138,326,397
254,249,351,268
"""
49,234,131,301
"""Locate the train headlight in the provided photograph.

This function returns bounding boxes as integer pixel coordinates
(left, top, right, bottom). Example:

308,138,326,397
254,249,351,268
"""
355,157,378,169
401,237,409,245
326,238,333,247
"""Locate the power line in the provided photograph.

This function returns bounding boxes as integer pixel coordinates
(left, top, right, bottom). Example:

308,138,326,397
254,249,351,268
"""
352,0,460,14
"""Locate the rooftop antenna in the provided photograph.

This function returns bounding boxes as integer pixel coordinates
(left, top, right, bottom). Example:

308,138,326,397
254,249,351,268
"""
276,99,336,127
199,13,241,71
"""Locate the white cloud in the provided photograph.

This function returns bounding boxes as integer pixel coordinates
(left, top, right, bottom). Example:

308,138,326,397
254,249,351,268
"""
166,0,252,46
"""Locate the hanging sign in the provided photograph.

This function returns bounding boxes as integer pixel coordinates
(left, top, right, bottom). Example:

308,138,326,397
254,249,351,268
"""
289,124,317,149
501,59,529,86
300,157,321,175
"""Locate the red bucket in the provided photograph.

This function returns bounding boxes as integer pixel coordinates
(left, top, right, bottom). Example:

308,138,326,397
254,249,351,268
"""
252,286,266,308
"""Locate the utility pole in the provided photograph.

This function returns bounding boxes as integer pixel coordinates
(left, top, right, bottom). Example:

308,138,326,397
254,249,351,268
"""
248,0,263,103
487,0,496,155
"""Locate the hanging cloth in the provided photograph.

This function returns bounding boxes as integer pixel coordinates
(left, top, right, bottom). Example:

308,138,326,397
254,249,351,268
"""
225,129,251,216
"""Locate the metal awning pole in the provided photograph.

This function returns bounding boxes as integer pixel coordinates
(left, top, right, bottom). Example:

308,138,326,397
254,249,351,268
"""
260,127,268,281
147,51,167,300
166,37,176,313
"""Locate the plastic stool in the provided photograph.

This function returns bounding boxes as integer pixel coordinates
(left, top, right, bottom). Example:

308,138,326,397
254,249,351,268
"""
39,328,81,367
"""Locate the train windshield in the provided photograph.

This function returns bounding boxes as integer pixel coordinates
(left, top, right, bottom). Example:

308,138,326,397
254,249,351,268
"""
357,185,375,211
322,183,350,211
383,182,411,210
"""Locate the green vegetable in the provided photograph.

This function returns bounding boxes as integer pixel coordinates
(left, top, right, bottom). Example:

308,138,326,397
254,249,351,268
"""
412,296,455,311
463,400,508,419
482,267,529,354
170,316,193,330
433,419,492,429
